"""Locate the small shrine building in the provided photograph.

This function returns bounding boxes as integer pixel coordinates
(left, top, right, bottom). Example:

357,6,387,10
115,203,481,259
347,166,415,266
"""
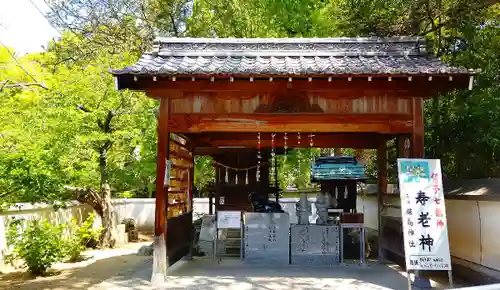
111,37,472,273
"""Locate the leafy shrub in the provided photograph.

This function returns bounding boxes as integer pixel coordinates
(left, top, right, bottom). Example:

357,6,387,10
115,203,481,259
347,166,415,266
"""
6,218,66,275
64,213,101,262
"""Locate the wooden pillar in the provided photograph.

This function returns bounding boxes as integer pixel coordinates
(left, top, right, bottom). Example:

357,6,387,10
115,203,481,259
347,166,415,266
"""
152,96,170,283
412,97,432,287
377,137,388,262
412,97,425,158
215,165,221,212
209,192,213,215
188,152,195,212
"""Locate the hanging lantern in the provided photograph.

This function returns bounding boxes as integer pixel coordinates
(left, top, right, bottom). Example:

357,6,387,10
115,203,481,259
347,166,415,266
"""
235,170,238,184
297,132,301,145
225,167,229,183
245,169,249,185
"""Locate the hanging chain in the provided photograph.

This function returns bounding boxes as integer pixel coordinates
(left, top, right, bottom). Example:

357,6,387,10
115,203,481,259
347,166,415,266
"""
297,132,301,175
309,133,315,147
284,132,288,160
271,133,276,185
257,132,261,182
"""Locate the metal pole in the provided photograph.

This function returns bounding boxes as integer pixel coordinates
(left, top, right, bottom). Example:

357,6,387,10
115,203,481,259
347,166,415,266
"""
340,225,344,264
214,213,218,262
448,270,454,288
360,226,365,265
407,270,412,290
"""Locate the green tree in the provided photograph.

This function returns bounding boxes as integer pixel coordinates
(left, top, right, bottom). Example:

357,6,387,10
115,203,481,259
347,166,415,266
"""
0,35,157,246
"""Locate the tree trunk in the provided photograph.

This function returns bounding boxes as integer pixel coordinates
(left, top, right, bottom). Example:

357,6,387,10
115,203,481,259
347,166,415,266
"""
97,144,117,248
99,183,117,248
73,186,116,248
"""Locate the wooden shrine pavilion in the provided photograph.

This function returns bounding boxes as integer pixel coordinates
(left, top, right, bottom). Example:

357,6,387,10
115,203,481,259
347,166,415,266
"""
111,37,473,275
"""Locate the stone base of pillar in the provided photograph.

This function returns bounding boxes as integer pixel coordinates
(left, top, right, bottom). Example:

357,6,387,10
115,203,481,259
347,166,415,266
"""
151,235,167,284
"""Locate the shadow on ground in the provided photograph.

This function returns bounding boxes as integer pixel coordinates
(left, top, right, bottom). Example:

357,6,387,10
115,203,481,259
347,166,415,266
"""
94,258,421,290
0,253,151,290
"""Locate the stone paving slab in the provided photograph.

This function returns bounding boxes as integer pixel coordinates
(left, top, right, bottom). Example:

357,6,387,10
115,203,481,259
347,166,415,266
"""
92,257,463,290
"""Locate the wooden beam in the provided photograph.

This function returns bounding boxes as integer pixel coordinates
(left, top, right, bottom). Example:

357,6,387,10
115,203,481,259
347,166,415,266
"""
136,77,470,97
169,114,412,134
188,132,381,150
412,97,425,158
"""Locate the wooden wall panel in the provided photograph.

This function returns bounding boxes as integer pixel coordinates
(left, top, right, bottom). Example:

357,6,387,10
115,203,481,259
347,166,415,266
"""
171,93,260,114
315,95,411,114
170,93,412,115
167,133,194,218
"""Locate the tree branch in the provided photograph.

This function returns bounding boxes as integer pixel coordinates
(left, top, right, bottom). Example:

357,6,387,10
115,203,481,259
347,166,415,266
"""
0,81,48,91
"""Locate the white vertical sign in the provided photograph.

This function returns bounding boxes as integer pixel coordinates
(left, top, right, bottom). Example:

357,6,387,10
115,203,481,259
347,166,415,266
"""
164,160,172,186
397,158,451,270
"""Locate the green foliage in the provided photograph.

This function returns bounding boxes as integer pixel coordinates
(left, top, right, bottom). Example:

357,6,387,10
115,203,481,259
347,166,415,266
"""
64,213,102,262
0,35,158,205
277,148,320,190
194,156,215,191
6,219,66,275
424,4,500,178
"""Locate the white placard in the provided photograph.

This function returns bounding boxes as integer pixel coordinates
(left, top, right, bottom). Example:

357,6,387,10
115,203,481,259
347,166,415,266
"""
217,211,241,229
163,160,172,186
397,158,451,270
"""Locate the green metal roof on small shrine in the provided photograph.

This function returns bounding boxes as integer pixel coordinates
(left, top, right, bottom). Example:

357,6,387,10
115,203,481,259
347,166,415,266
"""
111,37,472,78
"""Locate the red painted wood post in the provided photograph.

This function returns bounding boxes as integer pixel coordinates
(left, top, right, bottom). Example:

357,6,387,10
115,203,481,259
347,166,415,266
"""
152,96,170,283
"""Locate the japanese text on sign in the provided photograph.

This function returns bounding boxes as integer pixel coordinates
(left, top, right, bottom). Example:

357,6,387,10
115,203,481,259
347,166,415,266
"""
217,211,241,229
397,159,451,271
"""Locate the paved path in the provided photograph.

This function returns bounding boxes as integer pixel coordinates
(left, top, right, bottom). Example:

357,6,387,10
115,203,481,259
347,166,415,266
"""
91,257,465,290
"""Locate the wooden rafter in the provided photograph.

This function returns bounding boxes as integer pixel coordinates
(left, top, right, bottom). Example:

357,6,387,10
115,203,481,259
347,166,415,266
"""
139,77,469,98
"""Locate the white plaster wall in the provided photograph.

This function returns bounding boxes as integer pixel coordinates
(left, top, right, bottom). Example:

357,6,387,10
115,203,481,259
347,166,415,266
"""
446,200,482,265
478,201,500,271
112,198,155,232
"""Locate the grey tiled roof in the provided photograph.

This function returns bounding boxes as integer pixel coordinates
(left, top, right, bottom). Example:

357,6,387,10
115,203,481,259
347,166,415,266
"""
111,37,470,76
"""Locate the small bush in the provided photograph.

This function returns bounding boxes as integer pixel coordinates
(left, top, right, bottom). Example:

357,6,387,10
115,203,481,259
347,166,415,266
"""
6,219,66,275
64,213,101,262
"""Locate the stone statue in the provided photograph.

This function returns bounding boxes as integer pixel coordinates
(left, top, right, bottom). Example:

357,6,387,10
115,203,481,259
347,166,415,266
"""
248,192,284,213
295,192,311,225
315,192,330,225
